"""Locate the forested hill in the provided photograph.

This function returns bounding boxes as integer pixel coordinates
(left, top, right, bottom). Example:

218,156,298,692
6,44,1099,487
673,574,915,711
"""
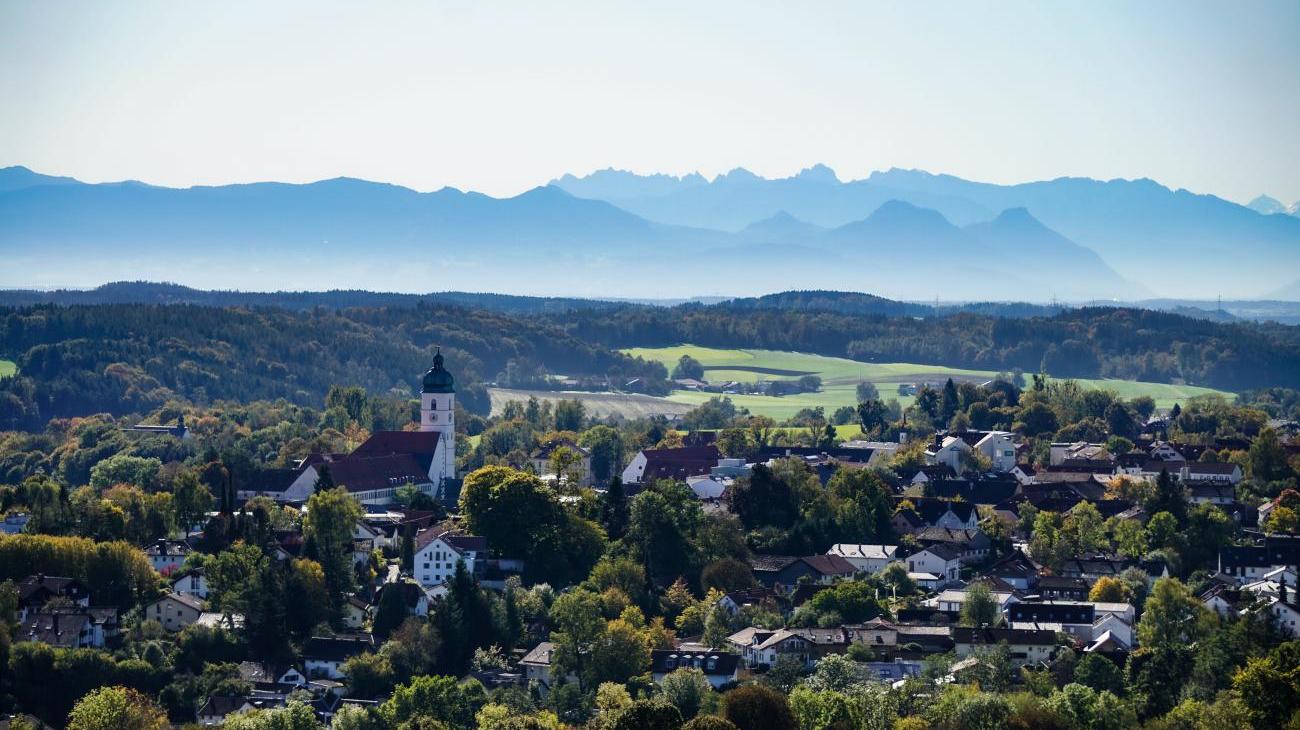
0,303,669,429
0,281,634,315
545,304,1300,392
1,298,1298,430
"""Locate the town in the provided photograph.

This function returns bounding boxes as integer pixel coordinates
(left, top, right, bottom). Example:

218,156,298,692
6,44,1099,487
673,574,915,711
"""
2,349,1299,730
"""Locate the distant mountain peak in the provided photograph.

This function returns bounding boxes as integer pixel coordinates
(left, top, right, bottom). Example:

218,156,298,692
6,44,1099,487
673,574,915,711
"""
990,207,1047,229
715,167,761,184
1249,195,1287,215
792,164,839,184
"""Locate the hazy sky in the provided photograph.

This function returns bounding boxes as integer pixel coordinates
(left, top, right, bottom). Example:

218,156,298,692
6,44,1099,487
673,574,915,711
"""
2,1,1298,203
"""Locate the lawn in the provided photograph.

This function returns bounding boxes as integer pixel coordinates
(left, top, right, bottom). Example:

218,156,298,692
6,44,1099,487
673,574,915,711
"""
0,360,15,378
623,345,1232,419
487,387,692,419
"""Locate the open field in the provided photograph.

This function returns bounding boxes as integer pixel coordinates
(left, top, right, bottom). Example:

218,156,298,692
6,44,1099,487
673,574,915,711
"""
488,387,692,419
0,360,15,378
624,345,1233,418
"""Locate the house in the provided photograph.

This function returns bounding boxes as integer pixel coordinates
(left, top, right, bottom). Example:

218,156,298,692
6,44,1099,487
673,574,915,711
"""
651,649,740,688
171,567,210,599
621,446,721,485
1090,612,1134,647
145,539,191,574
413,525,486,588
974,431,1018,472
519,641,578,692
530,439,593,487
342,595,371,630
20,606,119,648
926,436,972,472
303,635,374,679
17,575,90,621
916,477,1019,506
986,551,1039,591
892,465,958,485
929,584,1021,614
717,586,780,616
1,512,30,535
914,526,992,562
748,554,856,591
907,544,964,584
237,661,308,688
952,627,1057,667
826,544,899,574
892,498,981,534
198,695,260,726
1265,596,1300,638
1034,575,1089,601
145,593,206,632
1184,462,1243,486
1007,602,1096,641
726,627,847,669
1049,442,1107,466
374,580,431,618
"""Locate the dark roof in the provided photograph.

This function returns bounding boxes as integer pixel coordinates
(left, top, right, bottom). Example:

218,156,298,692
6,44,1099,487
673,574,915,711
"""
641,446,720,482
21,611,91,647
915,526,987,547
413,526,487,555
789,583,831,607
144,539,191,557
1185,462,1240,475
923,478,1018,504
17,575,87,603
952,627,1057,646
324,454,431,493
1008,602,1096,624
896,497,978,525
1035,575,1089,590
798,554,856,577
651,649,740,676
199,695,253,718
421,350,455,394
353,430,442,458
759,446,874,463
242,468,301,494
918,543,963,561
303,635,374,662
988,551,1038,579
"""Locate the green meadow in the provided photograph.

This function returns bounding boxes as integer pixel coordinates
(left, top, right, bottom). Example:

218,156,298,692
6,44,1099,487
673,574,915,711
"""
623,345,1232,421
0,360,16,378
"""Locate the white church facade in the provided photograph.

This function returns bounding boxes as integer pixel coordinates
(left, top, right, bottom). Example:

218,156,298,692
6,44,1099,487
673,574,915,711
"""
260,351,459,505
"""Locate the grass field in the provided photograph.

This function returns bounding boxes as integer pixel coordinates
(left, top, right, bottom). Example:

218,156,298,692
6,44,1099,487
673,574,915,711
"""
624,345,1232,420
0,360,15,378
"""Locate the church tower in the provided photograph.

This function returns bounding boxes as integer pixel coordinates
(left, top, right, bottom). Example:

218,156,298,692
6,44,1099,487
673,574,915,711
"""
420,348,456,482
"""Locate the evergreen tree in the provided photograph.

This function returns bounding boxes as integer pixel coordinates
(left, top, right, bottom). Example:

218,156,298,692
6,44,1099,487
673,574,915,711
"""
941,378,960,422
313,464,335,493
373,584,410,640
400,523,415,573
602,477,629,539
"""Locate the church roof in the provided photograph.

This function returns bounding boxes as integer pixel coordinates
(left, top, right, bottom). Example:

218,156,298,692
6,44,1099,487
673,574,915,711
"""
353,431,441,458
422,350,455,394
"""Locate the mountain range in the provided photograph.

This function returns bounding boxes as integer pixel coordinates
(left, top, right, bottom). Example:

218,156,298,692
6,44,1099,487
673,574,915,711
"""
2,164,1297,300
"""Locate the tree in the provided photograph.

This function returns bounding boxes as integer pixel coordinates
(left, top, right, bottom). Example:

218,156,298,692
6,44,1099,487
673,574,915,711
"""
702,602,732,649
67,686,167,730
1014,402,1058,437
660,668,715,720
380,674,488,729
549,589,604,691
941,378,961,422
1250,428,1292,483
722,684,795,730
1072,653,1125,696
1109,518,1147,559
683,716,739,730
1231,656,1297,730
960,582,1000,627
610,700,682,730
373,584,410,640
89,454,162,491
856,381,879,403
303,487,363,615
1088,576,1132,603
580,426,625,486
857,400,889,435
1146,511,1180,552
1137,577,1213,650
673,355,705,381
172,471,213,533
728,463,800,530
1105,402,1138,441
701,557,756,593
312,464,335,493
1146,469,1187,522
1060,501,1106,555
554,400,586,432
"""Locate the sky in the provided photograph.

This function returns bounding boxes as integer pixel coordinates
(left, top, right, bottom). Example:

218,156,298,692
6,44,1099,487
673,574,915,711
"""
1,1,1298,204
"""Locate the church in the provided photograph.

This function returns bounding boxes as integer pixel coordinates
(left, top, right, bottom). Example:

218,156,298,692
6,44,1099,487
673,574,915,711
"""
244,351,458,506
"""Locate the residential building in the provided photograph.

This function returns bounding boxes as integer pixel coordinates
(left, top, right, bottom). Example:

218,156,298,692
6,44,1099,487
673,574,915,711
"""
826,544,899,574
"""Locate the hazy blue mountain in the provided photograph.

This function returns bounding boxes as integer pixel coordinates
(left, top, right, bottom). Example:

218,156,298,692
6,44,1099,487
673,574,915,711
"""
0,165,80,193
551,164,995,230
865,169,1300,296
556,165,1300,297
1270,280,1300,301
0,166,1131,300
1249,194,1287,215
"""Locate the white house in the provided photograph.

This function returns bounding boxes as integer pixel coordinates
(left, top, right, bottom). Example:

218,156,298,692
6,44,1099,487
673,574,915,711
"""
145,593,205,632
953,627,1056,667
651,649,740,688
413,527,486,588
145,539,191,575
303,635,373,679
906,545,963,584
827,544,899,574
1265,597,1300,638
926,436,971,472
975,431,1017,472
171,568,210,600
